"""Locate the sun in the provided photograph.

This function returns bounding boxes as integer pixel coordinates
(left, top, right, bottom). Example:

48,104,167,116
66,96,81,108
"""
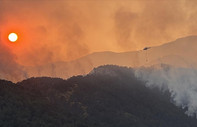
8,33,18,42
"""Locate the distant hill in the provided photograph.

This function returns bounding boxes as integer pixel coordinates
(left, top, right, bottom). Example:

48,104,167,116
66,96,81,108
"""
24,35,197,81
0,65,197,127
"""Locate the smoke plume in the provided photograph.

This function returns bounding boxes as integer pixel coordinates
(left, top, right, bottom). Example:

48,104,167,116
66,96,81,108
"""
135,64,197,116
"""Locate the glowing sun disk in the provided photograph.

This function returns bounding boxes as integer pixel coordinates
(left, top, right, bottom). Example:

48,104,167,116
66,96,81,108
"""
8,33,18,42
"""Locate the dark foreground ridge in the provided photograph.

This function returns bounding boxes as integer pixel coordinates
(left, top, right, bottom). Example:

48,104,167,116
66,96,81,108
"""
0,65,196,127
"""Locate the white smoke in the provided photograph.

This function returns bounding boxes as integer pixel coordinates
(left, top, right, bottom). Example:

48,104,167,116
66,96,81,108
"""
135,64,197,117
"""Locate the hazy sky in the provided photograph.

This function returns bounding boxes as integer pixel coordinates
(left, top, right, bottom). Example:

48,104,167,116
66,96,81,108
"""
0,0,197,66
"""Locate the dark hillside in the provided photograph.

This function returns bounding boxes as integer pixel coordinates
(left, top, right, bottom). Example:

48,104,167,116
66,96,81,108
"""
0,65,196,127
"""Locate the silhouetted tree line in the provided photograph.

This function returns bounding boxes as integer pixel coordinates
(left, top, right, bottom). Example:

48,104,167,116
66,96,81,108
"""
0,65,196,127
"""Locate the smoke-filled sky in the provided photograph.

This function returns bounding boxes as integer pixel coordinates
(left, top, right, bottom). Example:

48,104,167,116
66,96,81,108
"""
1,0,197,66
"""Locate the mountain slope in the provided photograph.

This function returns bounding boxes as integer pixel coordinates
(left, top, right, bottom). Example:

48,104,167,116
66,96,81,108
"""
0,65,197,127
24,35,197,81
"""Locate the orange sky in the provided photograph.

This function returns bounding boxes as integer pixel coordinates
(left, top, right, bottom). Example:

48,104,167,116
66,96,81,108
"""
0,0,197,66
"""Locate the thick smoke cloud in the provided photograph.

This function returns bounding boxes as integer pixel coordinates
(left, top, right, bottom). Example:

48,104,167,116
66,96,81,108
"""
0,0,90,66
114,8,138,50
0,38,27,82
1,0,197,66
113,0,197,50
135,64,197,116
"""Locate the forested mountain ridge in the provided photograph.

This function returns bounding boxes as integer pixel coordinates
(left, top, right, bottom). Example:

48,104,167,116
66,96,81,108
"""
0,65,196,127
